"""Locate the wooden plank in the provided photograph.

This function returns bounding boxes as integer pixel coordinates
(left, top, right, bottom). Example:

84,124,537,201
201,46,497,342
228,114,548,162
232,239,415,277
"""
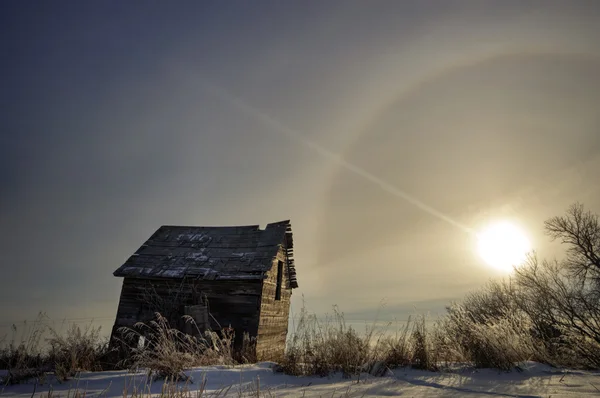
254,250,293,361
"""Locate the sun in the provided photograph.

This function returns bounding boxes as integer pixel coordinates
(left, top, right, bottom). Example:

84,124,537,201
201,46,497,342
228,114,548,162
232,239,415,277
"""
476,221,531,272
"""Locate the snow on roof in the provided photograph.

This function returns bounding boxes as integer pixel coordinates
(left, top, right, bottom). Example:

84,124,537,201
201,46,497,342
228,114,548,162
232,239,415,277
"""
112,220,298,288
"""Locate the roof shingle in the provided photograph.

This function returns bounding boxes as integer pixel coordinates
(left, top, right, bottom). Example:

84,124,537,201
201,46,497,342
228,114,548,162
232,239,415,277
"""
113,220,298,288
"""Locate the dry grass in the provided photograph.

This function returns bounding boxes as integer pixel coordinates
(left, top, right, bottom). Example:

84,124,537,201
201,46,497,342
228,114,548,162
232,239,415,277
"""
0,314,111,385
410,315,438,371
47,323,111,381
280,305,367,377
0,313,52,384
279,305,443,378
117,313,237,381
374,320,412,370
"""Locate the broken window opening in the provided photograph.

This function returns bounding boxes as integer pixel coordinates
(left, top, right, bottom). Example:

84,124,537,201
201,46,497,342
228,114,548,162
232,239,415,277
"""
275,260,283,301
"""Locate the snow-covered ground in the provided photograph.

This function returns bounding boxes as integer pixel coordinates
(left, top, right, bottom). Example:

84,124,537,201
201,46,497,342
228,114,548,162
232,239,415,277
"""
2,362,600,397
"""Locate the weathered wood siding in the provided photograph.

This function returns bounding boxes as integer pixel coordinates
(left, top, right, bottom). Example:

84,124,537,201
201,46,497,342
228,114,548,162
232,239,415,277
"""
255,247,293,361
111,277,263,346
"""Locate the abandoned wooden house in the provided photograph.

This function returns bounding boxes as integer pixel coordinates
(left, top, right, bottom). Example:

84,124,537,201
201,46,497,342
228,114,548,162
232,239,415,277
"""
109,220,298,361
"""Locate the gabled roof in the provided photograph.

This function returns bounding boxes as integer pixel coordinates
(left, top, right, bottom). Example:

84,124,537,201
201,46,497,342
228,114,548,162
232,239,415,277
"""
113,220,298,288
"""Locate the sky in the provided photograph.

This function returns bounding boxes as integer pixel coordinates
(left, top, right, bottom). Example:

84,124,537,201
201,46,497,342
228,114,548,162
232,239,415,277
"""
1,0,600,338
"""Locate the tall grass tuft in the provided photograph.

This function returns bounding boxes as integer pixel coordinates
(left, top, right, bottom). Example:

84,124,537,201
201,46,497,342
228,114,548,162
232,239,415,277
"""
280,305,443,377
0,314,112,385
280,305,370,377
410,315,437,371
118,313,237,381
47,322,110,381
0,313,49,384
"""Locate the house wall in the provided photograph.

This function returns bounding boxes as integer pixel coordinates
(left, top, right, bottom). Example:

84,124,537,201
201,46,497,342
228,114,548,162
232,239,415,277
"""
110,277,263,348
255,247,293,361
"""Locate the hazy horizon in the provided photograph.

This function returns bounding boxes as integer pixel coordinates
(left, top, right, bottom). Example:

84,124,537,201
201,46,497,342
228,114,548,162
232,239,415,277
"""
2,1,600,338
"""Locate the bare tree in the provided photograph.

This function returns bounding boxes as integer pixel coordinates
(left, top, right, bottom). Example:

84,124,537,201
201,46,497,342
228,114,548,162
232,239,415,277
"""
515,256,600,341
544,202,600,284
510,203,600,367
